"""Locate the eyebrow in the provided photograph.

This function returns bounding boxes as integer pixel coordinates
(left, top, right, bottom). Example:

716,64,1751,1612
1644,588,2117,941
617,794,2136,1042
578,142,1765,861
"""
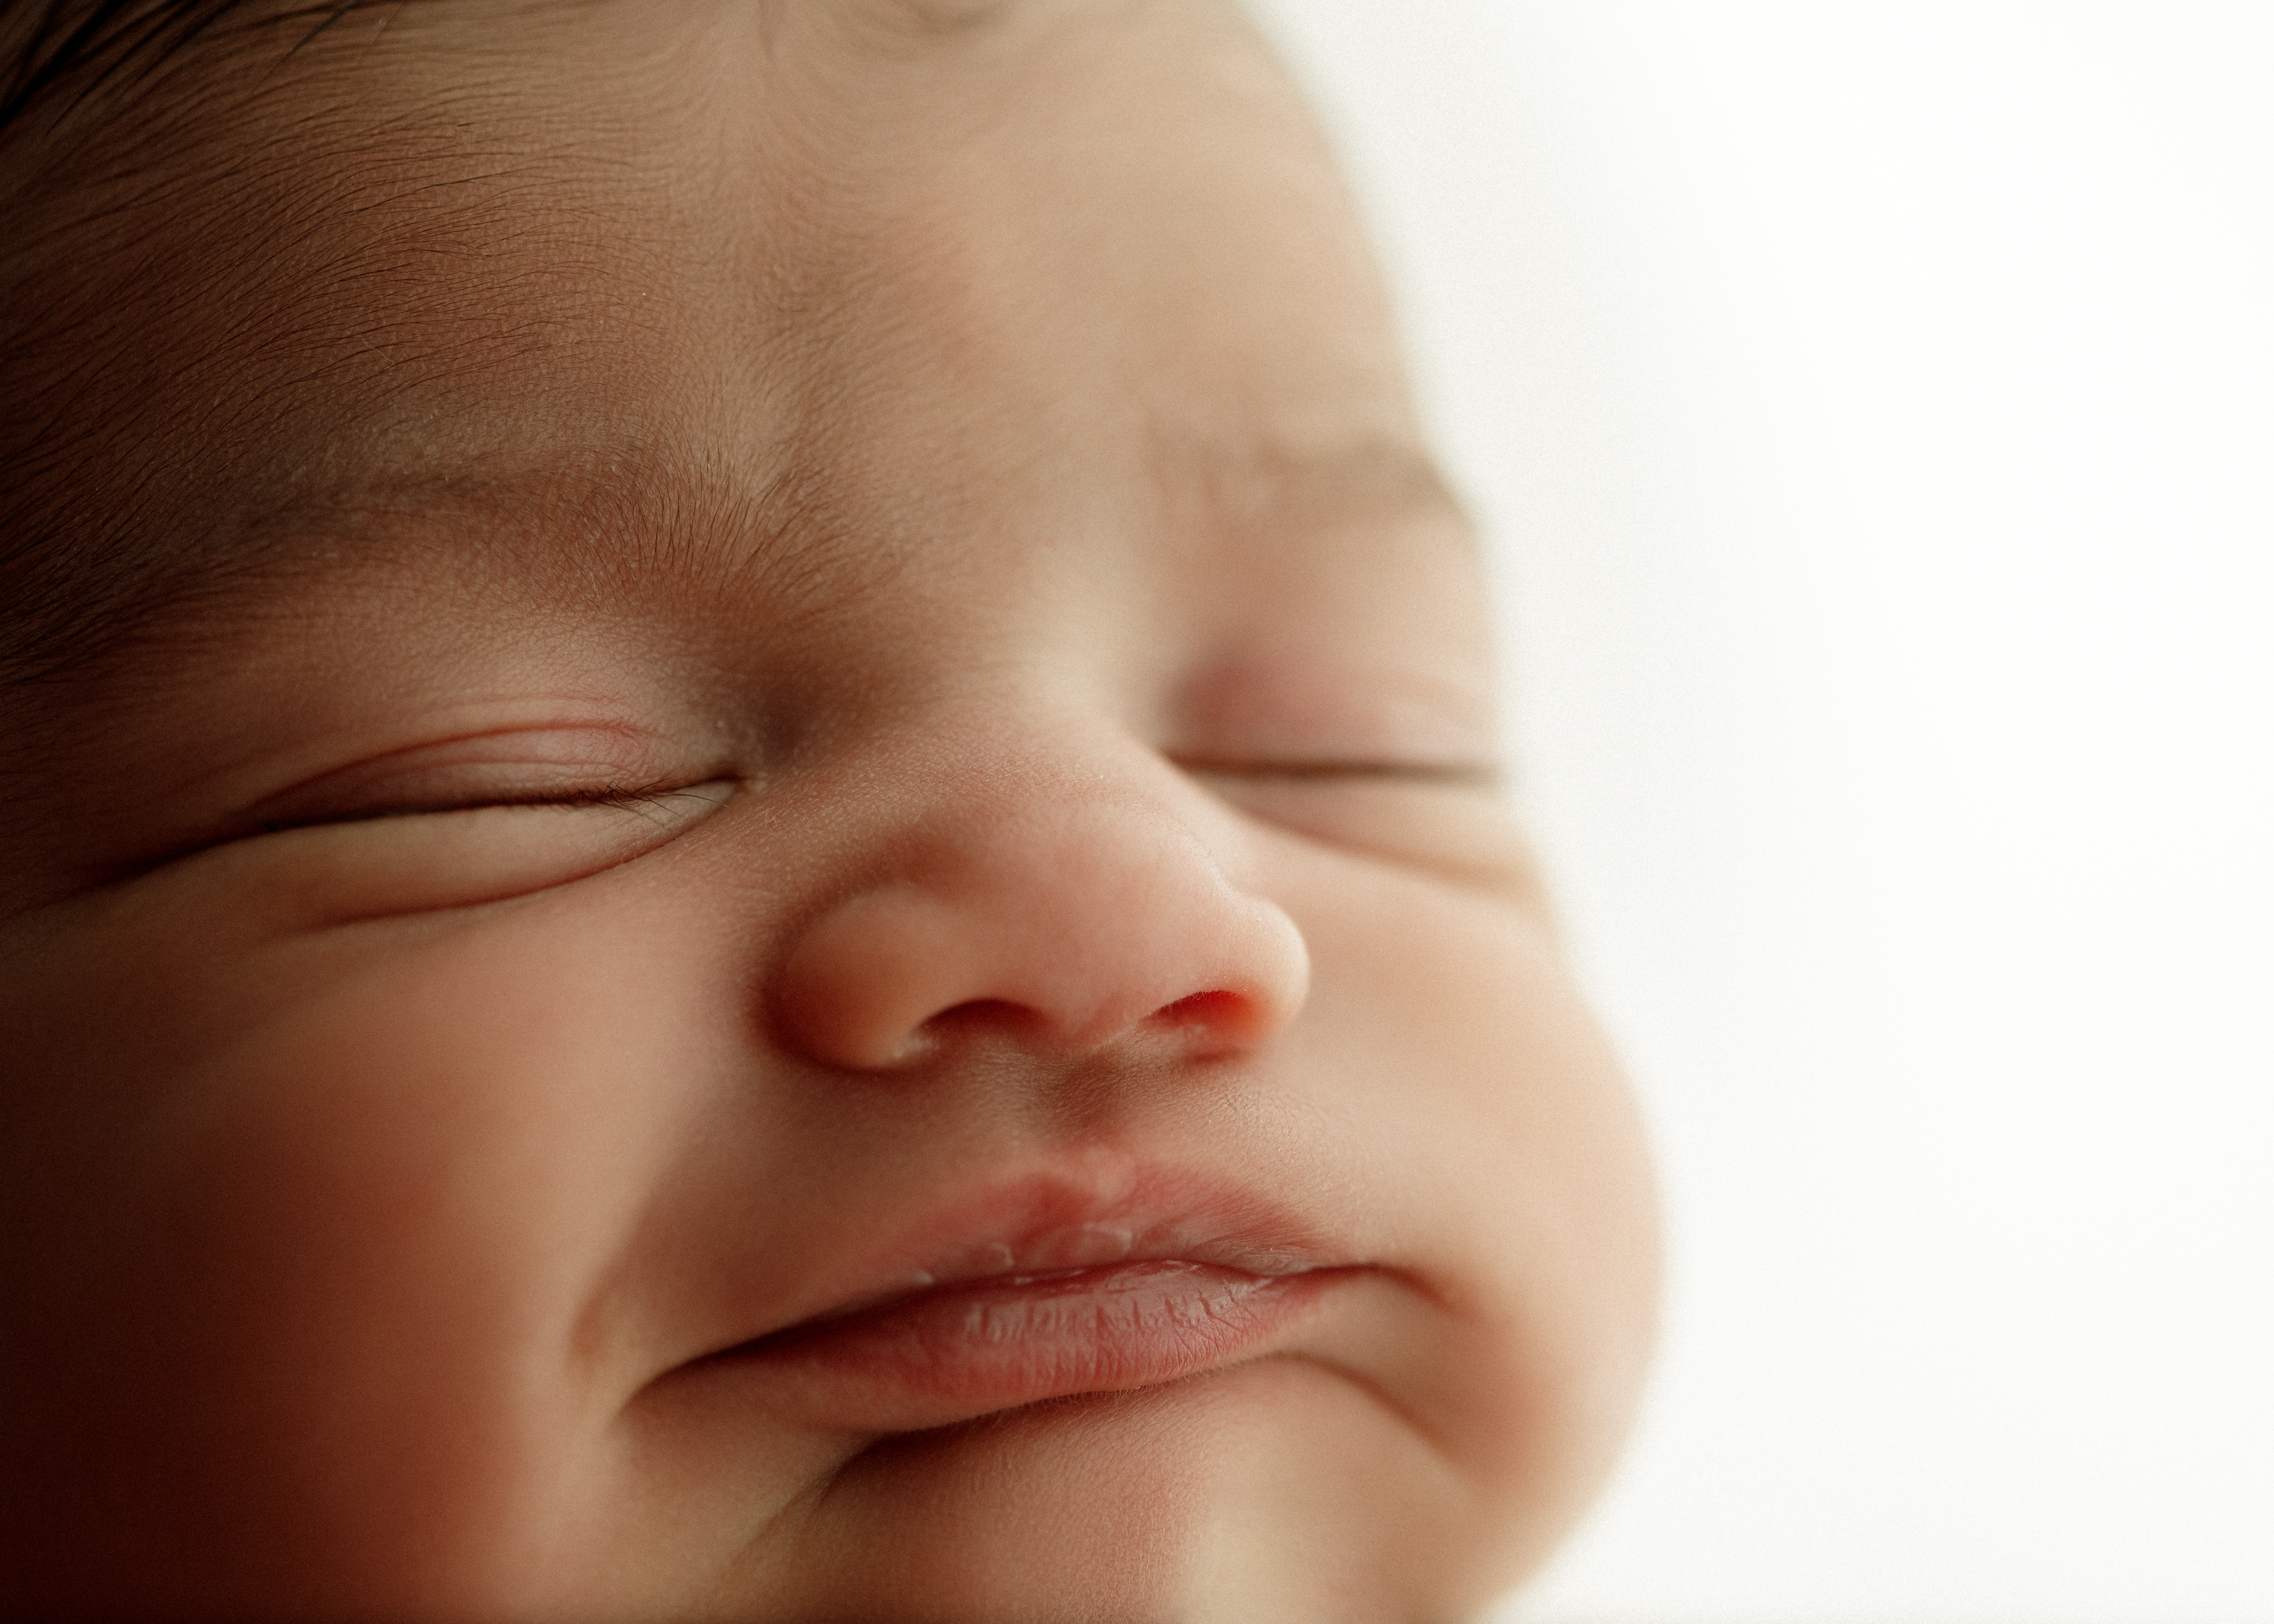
0,444,777,697
0,426,1472,715
221,442,887,627
1158,426,1476,554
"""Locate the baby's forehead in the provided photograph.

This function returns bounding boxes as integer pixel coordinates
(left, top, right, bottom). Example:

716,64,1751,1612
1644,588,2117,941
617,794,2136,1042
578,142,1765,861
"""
4,0,1421,683
0,0,1497,846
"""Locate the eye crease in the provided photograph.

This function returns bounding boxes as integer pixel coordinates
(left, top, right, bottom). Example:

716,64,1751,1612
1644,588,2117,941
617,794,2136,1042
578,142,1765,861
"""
253,778,734,833
1175,754,1503,789
235,721,694,833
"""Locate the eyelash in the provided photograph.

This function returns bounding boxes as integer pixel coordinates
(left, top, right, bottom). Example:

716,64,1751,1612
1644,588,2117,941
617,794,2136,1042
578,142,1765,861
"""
255,779,725,833
244,749,1491,851
1174,756,1501,789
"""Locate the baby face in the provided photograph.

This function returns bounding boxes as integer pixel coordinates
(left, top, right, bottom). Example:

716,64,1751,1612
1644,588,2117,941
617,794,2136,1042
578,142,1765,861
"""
0,2,1656,1618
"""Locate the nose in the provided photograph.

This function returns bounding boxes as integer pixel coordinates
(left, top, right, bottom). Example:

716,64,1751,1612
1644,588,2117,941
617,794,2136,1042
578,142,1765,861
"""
774,787,1309,1071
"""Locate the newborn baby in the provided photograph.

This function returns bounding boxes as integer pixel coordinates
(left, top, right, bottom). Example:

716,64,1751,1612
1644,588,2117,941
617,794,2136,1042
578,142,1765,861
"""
0,0,1659,1617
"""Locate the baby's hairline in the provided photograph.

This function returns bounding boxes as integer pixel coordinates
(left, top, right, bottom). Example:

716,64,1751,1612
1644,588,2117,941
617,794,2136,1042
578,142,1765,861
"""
0,0,1050,141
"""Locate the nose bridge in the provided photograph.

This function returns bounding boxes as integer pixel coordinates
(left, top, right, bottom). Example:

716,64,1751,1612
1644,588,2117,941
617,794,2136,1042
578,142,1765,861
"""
774,739,1310,1071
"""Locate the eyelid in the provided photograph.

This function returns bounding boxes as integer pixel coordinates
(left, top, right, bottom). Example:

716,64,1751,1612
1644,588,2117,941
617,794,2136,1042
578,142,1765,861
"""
246,726,666,827
1173,754,1504,790
1195,764,1535,894
256,779,700,831
201,778,738,931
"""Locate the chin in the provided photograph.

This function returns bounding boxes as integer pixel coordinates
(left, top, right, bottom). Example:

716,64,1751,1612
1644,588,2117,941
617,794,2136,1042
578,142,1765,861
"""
679,1358,1518,1624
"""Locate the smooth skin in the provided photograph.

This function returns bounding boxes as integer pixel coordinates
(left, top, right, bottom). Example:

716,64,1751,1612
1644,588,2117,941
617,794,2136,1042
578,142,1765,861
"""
0,2,1658,1618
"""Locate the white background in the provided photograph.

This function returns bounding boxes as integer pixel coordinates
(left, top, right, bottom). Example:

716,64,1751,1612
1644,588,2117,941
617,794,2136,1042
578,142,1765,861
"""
1244,5,2274,1621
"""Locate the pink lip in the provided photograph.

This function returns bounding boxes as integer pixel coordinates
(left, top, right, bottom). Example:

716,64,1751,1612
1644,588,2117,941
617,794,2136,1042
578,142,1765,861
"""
703,1167,1359,1431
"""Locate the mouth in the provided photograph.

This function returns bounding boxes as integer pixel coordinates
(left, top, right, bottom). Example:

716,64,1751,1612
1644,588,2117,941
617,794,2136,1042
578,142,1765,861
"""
696,1172,1359,1432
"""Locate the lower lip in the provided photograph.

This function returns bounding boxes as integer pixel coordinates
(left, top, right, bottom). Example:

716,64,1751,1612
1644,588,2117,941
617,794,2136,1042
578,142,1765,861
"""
730,1260,1344,1430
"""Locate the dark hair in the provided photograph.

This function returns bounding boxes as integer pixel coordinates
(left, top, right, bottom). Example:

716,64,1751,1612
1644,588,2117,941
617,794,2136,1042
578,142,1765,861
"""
0,2,396,137
0,0,422,711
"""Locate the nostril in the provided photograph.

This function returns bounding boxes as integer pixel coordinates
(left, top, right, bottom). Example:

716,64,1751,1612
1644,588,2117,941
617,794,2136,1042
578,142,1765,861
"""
916,998,1049,1046
776,843,1309,1069
913,992,1254,1055
1146,989,1247,1031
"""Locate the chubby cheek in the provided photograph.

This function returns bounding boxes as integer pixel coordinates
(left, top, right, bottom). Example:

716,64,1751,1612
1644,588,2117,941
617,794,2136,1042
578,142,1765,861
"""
1283,860,1661,1587
0,887,731,1614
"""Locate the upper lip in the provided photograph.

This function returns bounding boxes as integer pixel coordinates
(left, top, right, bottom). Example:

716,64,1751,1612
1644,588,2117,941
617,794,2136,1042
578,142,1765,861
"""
738,1161,1349,1346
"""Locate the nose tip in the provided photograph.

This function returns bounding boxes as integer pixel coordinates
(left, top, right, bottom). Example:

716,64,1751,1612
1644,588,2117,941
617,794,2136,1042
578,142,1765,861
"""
773,806,1310,1072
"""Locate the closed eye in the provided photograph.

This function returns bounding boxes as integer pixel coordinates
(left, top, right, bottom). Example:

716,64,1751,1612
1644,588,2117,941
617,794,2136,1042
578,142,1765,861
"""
151,778,743,931
1173,754,1503,789
254,779,728,832
1185,758,1531,893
